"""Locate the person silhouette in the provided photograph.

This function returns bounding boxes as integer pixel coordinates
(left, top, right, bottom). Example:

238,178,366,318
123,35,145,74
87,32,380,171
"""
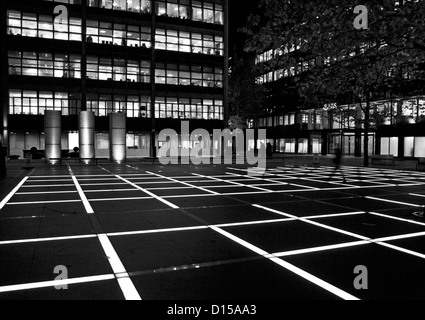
329,147,346,183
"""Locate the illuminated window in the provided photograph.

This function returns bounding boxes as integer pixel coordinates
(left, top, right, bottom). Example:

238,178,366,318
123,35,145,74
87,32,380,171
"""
8,51,81,79
86,94,150,118
155,0,223,25
7,11,81,41
86,56,150,82
87,0,151,13
9,90,80,115
155,29,223,56
154,97,223,120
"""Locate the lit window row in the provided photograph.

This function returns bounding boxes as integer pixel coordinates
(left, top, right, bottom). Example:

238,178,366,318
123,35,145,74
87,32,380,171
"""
85,0,224,25
7,11,82,41
44,0,82,4
156,0,223,25
255,43,301,64
8,51,82,79
87,0,152,14
256,59,317,84
155,63,223,87
86,20,151,48
9,90,225,120
155,97,223,120
86,94,151,118
155,29,223,55
9,90,81,116
7,11,224,57
86,57,151,82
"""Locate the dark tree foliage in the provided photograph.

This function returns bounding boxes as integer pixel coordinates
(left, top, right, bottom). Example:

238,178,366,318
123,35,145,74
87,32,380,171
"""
228,58,268,129
243,0,425,165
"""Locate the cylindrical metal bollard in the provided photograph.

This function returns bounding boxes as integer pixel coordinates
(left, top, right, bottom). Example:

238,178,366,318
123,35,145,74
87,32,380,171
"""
79,111,96,161
45,111,62,162
109,113,126,162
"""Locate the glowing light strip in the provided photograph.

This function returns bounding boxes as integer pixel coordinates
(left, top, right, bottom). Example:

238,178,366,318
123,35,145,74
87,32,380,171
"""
374,231,425,243
226,172,291,187
99,167,179,209
303,212,365,220
108,226,209,237
96,234,141,300
15,191,78,195
21,184,75,188
365,196,422,208
7,200,81,206
0,176,29,211
80,183,128,186
68,167,142,300
377,242,425,260
214,218,296,228
209,226,359,301
192,173,273,193
0,274,115,294
146,171,220,195
27,179,73,183
253,204,425,261
84,189,137,193
0,234,97,246
253,204,370,241
409,193,425,199
69,174,95,214
31,175,71,178
273,241,369,257
89,197,153,202
368,212,425,227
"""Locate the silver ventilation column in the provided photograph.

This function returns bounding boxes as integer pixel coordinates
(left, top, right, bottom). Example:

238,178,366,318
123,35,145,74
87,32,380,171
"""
79,111,95,162
44,111,62,162
109,113,126,162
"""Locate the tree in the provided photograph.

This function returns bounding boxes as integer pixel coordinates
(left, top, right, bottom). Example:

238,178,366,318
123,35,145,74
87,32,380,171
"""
243,0,425,166
228,57,267,129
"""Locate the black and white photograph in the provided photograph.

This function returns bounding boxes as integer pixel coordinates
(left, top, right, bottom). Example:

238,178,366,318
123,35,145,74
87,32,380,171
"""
0,0,425,305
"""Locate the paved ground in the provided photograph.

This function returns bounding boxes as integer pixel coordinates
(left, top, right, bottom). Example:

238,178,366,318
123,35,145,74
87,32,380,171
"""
0,159,425,300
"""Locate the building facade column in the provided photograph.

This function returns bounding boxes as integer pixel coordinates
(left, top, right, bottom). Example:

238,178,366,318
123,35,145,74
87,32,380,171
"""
79,111,95,161
44,111,62,161
109,113,126,162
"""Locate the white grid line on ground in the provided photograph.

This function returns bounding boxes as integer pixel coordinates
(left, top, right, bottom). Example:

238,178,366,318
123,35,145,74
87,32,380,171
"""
0,274,116,294
209,225,360,301
145,170,220,195
0,176,30,211
15,191,79,195
253,204,425,261
99,166,179,209
7,200,82,206
192,173,274,193
365,196,423,208
68,165,142,301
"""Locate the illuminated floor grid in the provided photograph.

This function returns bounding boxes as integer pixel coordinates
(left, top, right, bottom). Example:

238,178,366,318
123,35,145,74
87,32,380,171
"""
1,163,425,300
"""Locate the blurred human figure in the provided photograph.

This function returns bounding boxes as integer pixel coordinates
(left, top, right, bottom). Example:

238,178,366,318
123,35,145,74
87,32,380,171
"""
266,143,273,158
329,147,346,183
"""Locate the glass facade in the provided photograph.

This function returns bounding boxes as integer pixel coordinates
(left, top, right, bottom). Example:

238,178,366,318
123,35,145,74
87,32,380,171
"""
155,63,223,87
8,11,82,41
86,20,151,48
86,94,151,118
9,90,81,116
86,56,151,82
3,0,227,158
155,29,223,56
87,0,152,13
155,97,223,120
9,51,82,79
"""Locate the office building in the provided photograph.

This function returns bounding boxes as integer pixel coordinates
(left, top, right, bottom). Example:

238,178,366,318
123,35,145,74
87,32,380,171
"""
0,0,228,159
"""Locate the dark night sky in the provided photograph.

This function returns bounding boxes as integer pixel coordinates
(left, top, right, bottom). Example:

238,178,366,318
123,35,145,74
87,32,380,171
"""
229,0,260,60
